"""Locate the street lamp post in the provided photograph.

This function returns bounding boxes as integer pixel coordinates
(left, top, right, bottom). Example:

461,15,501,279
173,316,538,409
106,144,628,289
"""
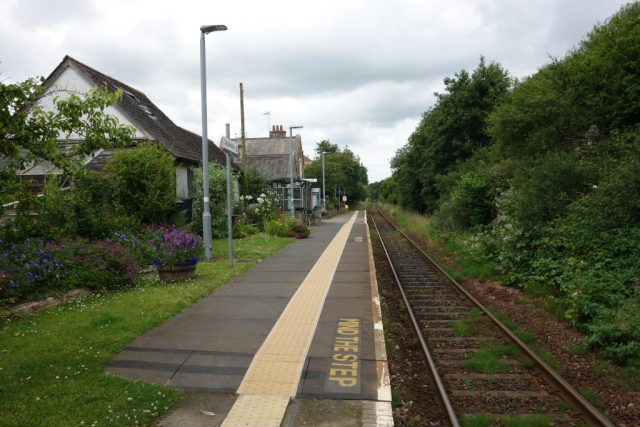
289,125,303,217
321,152,328,208
200,24,227,261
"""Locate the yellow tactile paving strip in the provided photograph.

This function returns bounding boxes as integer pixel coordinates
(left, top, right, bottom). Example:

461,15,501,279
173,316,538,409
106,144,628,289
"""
221,212,359,427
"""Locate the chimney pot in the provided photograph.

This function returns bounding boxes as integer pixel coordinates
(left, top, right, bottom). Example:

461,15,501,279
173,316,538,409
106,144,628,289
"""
269,125,287,139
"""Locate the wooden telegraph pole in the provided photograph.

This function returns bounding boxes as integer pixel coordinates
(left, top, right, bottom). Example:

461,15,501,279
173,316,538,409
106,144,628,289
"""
239,83,247,170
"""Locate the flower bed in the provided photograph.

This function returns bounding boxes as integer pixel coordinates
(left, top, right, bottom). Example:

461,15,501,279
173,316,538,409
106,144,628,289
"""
0,237,140,307
0,225,202,307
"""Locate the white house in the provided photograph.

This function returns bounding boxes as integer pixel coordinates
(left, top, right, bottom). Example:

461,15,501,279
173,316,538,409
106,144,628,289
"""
19,55,234,201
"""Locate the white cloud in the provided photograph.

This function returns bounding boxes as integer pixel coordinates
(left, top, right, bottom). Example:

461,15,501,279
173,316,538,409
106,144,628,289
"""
0,0,629,181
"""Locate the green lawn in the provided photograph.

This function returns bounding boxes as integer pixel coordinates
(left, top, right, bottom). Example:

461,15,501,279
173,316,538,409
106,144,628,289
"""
213,233,295,259
0,233,294,426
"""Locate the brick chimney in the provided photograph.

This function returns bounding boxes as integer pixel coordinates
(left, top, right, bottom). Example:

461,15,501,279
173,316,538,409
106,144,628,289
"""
269,125,287,139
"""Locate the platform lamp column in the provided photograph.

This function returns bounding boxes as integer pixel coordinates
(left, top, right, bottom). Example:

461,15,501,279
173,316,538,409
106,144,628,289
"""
199,24,227,261
321,151,328,208
289,125,303,217
225,123,233,266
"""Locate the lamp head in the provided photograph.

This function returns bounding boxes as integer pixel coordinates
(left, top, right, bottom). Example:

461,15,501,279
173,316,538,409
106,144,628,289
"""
201,25,228,34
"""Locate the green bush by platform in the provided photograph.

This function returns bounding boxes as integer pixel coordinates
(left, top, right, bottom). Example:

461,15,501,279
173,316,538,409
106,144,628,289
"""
104,142,176,225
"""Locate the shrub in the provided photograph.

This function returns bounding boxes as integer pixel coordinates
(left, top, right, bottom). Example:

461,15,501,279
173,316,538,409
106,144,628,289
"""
1,173,136,243
264,219,286,237
503,153,595,231
233,224,258,239
104,142,176,225
263,216,309,239
437,173,495,230
235,192,279,230
191,163,227,237
286,220,310,239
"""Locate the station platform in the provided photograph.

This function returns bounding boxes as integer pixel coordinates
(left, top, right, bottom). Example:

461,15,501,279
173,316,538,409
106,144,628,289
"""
106,211,392,426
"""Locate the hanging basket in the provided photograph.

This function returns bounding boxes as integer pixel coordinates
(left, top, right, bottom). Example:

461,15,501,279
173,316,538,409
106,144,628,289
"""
157,264,197,282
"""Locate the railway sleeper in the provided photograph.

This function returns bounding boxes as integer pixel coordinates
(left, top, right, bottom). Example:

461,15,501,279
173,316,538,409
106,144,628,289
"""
414,306,469,313
406,291,460,298
446,377,549,393
411,303,469,309
409,295,462,300
451,395,563,414
459,412,583,424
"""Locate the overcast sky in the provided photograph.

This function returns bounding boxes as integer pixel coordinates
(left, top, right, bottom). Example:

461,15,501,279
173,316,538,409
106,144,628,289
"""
1,0,630,182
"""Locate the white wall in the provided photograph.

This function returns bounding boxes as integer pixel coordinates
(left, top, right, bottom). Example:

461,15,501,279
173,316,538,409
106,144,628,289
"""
176,165,189,199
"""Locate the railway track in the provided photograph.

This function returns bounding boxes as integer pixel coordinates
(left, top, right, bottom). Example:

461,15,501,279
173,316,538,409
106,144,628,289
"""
369,207,613,427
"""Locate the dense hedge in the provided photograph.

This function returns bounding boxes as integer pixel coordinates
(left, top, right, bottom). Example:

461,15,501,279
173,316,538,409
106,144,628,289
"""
104,142,176,225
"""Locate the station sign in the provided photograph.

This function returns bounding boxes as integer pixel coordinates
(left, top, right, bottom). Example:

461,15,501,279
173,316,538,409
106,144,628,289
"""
222,137,239,157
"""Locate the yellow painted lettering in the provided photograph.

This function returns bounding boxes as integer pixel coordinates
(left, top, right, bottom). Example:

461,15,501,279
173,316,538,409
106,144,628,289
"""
329,368,358,377
331,361,358,369
333,354,357,362
328,377,358,387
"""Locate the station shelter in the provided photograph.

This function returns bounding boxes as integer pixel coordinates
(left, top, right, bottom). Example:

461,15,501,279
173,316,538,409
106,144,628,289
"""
267,177,318,213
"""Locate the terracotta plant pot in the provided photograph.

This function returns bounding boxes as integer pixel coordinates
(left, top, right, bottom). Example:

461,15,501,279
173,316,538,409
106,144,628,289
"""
157,264,197,282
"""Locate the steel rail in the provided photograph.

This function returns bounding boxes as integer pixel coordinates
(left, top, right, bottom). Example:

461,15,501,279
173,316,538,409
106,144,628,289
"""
374,207,614,427
369,208,460,427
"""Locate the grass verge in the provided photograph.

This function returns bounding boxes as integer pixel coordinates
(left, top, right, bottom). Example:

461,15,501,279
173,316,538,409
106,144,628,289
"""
0,233,293,427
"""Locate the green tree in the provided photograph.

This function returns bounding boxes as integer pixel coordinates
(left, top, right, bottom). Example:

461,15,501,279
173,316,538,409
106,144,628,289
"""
378,176,400,205
104,142,176,224
390,57,511,212
1,78,134,176
314,139,339,157
305,142,368,204
438,172,495,229
488,2,640,159
243,165,269,196
368,181,382,201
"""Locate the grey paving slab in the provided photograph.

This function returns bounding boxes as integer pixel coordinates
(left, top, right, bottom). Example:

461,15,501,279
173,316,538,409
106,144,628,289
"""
323,281,370,298
175,296,289,319
281,398,362,427
332,271,371,283
231,271,309,283
319,297,373,321
106,347,192,385
269,249,326,257
158,393,238,427
129,319,275,353
336,261,371,272
246,261,317,272
212,282,301,298
171,352,254,392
